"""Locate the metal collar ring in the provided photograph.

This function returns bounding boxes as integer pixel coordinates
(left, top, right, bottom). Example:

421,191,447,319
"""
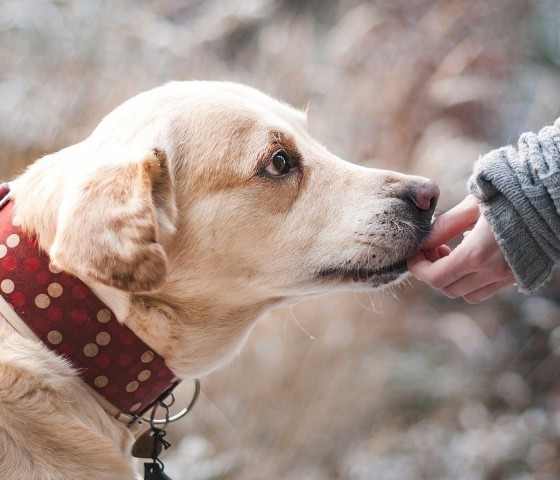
143,378,200,425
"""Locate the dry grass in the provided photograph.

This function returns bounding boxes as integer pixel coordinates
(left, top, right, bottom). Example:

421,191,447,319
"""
3,1,560,478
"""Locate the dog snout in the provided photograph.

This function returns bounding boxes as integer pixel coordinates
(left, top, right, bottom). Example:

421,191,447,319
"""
406,179,439,216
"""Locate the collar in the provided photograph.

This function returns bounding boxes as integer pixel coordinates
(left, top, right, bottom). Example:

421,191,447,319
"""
0,183,180,423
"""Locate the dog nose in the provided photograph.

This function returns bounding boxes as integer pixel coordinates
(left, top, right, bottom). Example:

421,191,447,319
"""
407,179,439,215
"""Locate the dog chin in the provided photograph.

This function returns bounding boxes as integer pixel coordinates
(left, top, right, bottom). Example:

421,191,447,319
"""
317,258,408,288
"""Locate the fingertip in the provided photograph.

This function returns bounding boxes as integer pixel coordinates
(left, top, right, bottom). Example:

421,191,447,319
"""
420,196,481,249
419,245,452,262
425,248,441,263
407,256,438,282
420,224,445,250
463,296,481,304
437,245,452,257
407,251,425,270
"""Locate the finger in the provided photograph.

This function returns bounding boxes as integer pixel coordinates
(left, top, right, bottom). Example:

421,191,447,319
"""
424,244,452,262
426,245,452,262
462,278,517,304
407,244,452,269
425,248,440,263
422,195,480,249
407,249,428,270
408,250,473,289
442,270,505,299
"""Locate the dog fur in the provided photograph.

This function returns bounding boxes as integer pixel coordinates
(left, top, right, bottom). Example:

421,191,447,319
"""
0,81,436,479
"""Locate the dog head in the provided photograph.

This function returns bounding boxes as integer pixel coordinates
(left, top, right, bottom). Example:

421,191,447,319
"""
13,81,438,376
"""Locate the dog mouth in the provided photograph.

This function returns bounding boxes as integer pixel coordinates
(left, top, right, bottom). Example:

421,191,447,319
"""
317,258,408,284
315,214,433,287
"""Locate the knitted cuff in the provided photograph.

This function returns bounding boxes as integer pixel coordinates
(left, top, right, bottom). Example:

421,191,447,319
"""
468,149,554,293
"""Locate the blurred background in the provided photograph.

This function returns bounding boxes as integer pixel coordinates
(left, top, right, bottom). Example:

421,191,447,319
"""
2,0,560,478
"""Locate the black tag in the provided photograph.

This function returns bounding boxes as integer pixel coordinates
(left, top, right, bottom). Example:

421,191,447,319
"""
144,461,173,480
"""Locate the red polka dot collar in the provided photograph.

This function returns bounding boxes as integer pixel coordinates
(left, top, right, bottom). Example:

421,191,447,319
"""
0,183,180,422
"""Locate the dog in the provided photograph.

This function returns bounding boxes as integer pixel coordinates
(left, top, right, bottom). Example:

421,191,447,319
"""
0,81,438,479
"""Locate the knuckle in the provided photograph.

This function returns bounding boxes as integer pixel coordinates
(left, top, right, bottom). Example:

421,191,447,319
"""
426,271,448,290
469,250,486,268
430,278,446,290
496,262,512,279
417,270,435,286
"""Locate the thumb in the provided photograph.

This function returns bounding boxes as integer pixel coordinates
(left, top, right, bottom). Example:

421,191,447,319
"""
422,194,480,249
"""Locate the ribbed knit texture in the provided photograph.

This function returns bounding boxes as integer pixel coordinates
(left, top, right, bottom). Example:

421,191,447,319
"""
468,119,560,293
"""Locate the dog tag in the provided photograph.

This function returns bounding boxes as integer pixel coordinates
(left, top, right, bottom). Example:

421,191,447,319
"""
144,461,173,480
132,429,163,459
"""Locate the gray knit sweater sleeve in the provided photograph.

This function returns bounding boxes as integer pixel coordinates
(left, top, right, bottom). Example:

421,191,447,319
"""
467,119,560,293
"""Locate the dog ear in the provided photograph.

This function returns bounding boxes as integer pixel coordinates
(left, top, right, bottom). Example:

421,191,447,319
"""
50,148,177,293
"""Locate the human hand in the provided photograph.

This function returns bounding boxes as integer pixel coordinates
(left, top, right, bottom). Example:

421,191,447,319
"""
407,195,516,303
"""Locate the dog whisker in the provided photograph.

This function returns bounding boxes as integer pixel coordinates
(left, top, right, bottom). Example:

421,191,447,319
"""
289,307,316,341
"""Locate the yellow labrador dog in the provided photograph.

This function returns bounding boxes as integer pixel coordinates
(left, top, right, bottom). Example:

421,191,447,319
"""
0,81,438,479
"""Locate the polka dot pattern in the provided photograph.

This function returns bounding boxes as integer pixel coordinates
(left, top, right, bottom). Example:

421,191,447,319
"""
94,375,109,388
0,193,180,416
96,331,111,346
126,381,139,393
97,308,111,323
1,279,14,294
47,330,62,345
35,293,50,309
83,343,99,357
141,351,154,363
47,282,63,298
6,233,19,248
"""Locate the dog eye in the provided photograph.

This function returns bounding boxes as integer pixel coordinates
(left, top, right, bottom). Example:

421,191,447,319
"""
264,151,292,176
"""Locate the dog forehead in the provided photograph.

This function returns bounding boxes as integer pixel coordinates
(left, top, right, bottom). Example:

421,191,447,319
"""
216,82,307,126
170,81,307,126
89,81,307,152
166,83,308,164
164,81,307,131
